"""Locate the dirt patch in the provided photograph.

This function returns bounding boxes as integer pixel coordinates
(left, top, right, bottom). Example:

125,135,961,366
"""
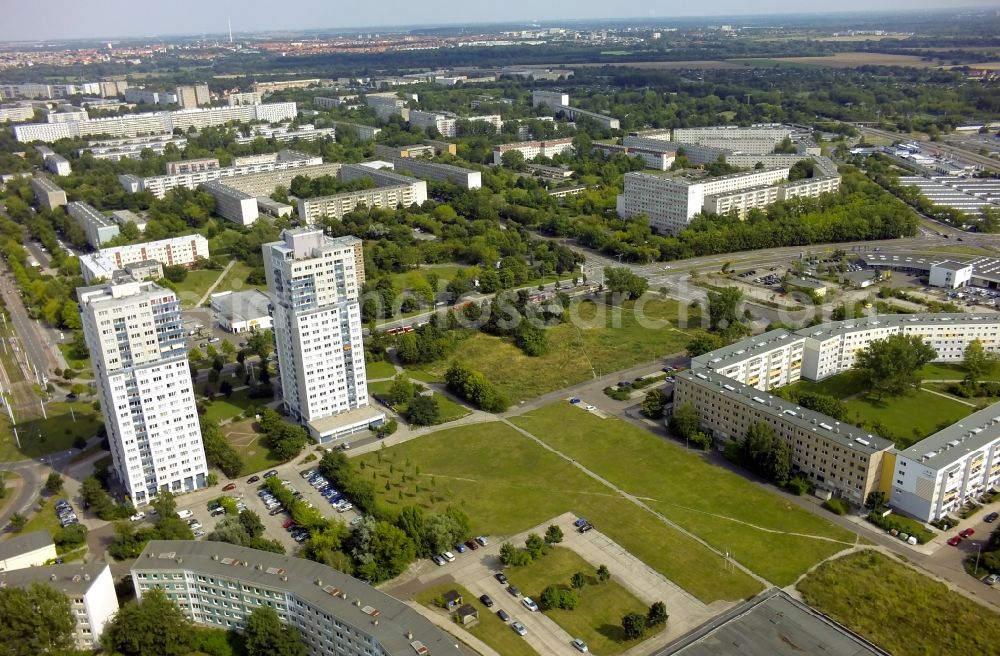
764,52,936,68
522,60,744,70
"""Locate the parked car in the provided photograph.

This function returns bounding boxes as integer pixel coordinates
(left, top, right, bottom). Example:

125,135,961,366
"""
496,609,510,622
985,512,999,523
522,597,539,612
247,475,260,484
268,507,284,516
571,638,590,652
349,516,364,527
475,536,488,547
578,523,593,533
432,555,446,566
282,519,296,530
507,585,521,597
465,539,479,550
130,512,145,522
178,509,193,519
494,572,508,585
479,594,494,608
573,518,589,528
986,574,1000,586
442,551,456,563
263,470,278,478
222,483,236,492
948,535,962,546
210,507,226,517
569,397,581,404
960,528,976,538
511,621,527,636
454,543,467,554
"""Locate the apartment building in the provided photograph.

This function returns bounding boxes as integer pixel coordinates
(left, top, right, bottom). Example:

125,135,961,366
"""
0,530,57,572
132,540,455,656
675,368,892,504
554,104,620,130
326,120,381,142
125,88,175,106
31,175,68,210
175,84,211,109
364,92,411,121
13,102,297,143
252,79,327,93
892,404,1000,521
68,202,120,247
492,138,575,164
78,235,210,283
0,563,118,650
202,162,344,225
0,82,101,99
313,95,358,109
265,230,383,441
47,107,89,124
296,166,427,225
390,156,482,189
79,134,187,161
531,90,570,108
408,110,457,137
672,125,793,144
165,158,219,175
122,150,322,198
111,209,147,232
227,91,263,106
79,280,207,504
593,142,676,171
234,124,335,144
0,104,36,122
691,329,807,391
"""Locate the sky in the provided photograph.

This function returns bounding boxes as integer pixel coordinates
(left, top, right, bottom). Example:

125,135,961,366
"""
2,0,998,42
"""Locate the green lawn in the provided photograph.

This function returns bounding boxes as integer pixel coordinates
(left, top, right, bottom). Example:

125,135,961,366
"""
510,403,856,586
357,421,761,603
0,471,21,515
172,269,226,308
797,551,1000,656
221,418,287,477
505,547,658,655
366,360,397,380
201,389,266,424
56,343,92,376
12,498,60,540
214,261,264,294
414,583,538,656
404,297,698,403
366,382,469,425
389,265,476,292
918,362,975,381
0,402,103,461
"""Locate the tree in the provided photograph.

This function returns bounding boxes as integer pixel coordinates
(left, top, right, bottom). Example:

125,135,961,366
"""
0,581,76,655
102,587,194,656
604,267,648,300
964,338,998,385
622,612,647,640
9,512,27,531
525,532,546,559
706,287,747,339
854,333,937,398
406,394,440,426
669,403,700,439
239,510,265,539
499,542,518,566
501,150,525,169
219,380,234,399
152,490,178,518
388,375,415,406
540,585,579,610
686,332,724,357
865,490,888,509
647,601,669,627
597,564,611,582
244,606,307,656
740,422,791,485
53,523,88,551
641,389,667,419
571,572,586,589
544,524,564,545
163,265,188,283
44,472,63,494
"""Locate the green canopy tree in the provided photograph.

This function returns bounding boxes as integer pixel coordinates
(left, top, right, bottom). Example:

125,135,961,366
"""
244,606,307,656
102,587,193,656
854,333,937,398
0,581,76,656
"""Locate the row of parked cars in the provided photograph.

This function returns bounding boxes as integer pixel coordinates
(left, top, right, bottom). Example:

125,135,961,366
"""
431,536,489,566
55,499,78,528
488,570,588,651
301,469,355,514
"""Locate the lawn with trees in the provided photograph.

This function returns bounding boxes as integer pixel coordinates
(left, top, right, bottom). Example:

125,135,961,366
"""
797,551,1000,656
512,403,856,586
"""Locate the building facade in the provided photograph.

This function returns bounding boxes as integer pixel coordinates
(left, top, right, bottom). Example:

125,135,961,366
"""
264,230,382,441
79,280,207,505
929,261,973,289
78,235,210,283
0,530,57,572
389,156,482,189
31,175,68,210
132,540,455,656
296,166,427,225
492,138,575,165
166,158,220,175
68,202,120,248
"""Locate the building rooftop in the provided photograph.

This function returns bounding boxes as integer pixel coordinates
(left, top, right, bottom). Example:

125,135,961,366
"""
899,401,1000,470
307,405,385,436
933,260,974,272
786,277,827,290
68,201,116,228
0,563,108,596
134,540,460,655
31,175,64,193
793,313,1000,342
691,328,800,371
0,530,53,563
661,588,889,656
211,290,272,324
678,368,894,455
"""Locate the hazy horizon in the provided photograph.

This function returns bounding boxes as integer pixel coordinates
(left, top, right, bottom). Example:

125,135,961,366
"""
2,1,999,43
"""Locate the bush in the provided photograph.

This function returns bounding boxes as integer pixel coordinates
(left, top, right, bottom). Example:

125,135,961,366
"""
54,523,88,551
867,510,935,544
539,585,579,610
823,498,851,516
603,386,631,401
785,475,811,496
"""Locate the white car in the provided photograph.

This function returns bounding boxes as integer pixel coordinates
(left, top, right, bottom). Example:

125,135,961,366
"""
130,512,145,522
177,509,193,519
521,597,539,612
443,551,456,562
585,404,596,411
511,621,528,636
571,638,589,652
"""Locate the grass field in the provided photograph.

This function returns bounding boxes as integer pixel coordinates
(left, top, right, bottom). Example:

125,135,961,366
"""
415,583,538,656
0,471,21,515
406,297,698,403
791,370,976,448
0,402,103,462
797,551,1000,656
505,546,658,655
366,359,398,380
357,422,762,603
511,404,856,586
367,381,470,425
13,498,61,539
214,261,264,294
221,418,286,477
750,52,936,68
389,265,476,293
200,389,266,425
919,362,977,380
173,269,226,308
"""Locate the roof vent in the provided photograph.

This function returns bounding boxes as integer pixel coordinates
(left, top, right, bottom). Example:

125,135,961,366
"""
176,559,182,565
406,630,413,640
316,579,323,587
51,574,57,581
84,574,91,581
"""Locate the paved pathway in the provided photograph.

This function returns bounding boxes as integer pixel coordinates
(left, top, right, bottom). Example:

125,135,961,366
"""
196,260,237,307
404,602,496,656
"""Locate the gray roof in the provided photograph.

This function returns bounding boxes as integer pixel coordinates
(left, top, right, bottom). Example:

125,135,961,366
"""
0,563,108,596
899,401,1000,470
134,540,460,655
793,313,1000,342
786,277,827,290
842,270,877,283
211,290,271,324
659,588,889,656
932,260,973,272
678,368,894,455
690,329,799,371
0,530,53,562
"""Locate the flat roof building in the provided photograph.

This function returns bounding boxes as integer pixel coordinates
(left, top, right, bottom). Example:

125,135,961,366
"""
165,158,220,175
296,166,427,225
0,530,57,572
210,290,273,334
389,156,482,189
68,201,120,248
78,234,209,283
929,260,973,289
31,175,68,210
132,540,459,656
0,563,118,650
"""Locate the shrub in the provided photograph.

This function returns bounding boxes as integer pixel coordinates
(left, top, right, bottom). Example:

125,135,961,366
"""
823,498,850,516
785,475,811,496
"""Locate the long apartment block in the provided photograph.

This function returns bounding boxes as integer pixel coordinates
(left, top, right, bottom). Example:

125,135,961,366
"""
492,138,575,165
201,162,344,226
296,166,427,224
13,102,297,143
132,540,455,656
677,313,1000,516
68,201,120,247
31,174,68,210
79,235,210,283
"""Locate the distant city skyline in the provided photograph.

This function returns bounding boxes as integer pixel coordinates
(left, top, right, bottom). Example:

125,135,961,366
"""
2,1,998,42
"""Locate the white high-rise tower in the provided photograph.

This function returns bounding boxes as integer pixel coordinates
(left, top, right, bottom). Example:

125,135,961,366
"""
79,280,207,505
264,229,382,442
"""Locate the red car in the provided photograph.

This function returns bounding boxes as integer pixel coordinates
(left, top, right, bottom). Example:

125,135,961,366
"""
222,483,236,492
465,539,480,551
960,528,975,539
948,535,962,546
282,519,296,530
